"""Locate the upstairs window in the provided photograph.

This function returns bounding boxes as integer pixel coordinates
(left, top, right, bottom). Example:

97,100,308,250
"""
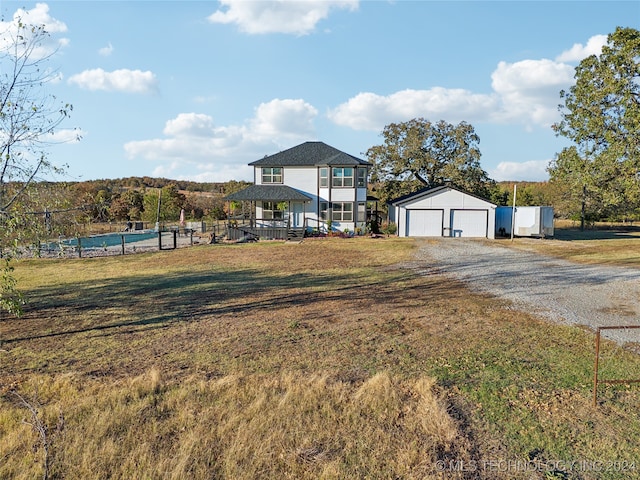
262,167,282,184
357,167,367,188
332,167,354,187
319,167,329,188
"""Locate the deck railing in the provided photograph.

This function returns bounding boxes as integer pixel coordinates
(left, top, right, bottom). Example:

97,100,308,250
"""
226,218,290,241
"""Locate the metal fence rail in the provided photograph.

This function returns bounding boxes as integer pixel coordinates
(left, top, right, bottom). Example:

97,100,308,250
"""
593,325,640,406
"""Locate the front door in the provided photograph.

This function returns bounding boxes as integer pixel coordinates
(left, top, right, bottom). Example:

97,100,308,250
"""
291,202,305,228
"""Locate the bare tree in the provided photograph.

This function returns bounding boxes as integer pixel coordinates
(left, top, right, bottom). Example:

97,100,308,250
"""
0,11,78,315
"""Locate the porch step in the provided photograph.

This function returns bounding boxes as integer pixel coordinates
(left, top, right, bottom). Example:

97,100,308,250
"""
287,228,305,240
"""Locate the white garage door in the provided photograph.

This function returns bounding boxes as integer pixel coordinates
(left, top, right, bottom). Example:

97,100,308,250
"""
450,210,488,237
406,209,443,236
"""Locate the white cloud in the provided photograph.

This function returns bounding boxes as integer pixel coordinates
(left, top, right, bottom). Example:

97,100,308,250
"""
67,68,158,94
207,0,359,35
124,98,319,181
0,3,69,59
328,88,498,131
163,113,217,138
491,59,574,127
99,42,114,56
47,127,85,144
330,57,575,131
556,34,607,63
489,159,550,182
251,98,318,139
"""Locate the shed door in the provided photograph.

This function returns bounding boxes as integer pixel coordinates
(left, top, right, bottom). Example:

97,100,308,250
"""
450,210,488,237
406,209,444,237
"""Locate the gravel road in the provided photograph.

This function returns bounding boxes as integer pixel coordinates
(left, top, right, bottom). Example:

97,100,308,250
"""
411,238,640,345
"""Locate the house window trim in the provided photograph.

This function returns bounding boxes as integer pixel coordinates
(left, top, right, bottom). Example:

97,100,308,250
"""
332,167,354,188
319,167,329,188
319,201,329,220
262,167,283,184
331,202,353,222
357,202,366,222
262,201,285,220
357,167,367,188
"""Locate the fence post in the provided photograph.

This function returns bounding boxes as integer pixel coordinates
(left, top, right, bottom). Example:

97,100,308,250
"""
77,237,82,258
158,231,162,250
593,328,601,407
173,230,177,249
121,235,126,255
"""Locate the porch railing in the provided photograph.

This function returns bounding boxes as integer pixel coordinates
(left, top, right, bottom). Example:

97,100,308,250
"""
226,218,290,241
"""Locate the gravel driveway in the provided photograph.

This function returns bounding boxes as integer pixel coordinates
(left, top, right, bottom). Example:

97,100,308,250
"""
411,238,640,345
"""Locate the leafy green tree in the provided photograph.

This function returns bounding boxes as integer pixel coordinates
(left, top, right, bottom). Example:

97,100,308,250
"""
142,185,186,223
549,27,640,229
366,118,494,205
110,189,144,221
0,16,76,316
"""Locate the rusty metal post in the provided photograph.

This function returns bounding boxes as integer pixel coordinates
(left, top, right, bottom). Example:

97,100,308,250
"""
593,327,601,407
593,325,640,407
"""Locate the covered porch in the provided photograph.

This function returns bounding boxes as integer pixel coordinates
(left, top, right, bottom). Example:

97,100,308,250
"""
224,185,313,241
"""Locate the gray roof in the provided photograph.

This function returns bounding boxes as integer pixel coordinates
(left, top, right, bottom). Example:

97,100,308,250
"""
389,184,496,206
224,185,312,202
249,141,371,167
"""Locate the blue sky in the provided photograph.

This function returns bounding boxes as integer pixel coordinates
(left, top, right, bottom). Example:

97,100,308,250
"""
1,1,638,183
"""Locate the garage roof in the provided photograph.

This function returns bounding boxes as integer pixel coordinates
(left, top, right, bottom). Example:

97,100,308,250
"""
389,184,496,206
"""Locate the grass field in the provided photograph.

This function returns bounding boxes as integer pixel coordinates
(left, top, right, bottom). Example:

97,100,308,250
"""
1,234,639,479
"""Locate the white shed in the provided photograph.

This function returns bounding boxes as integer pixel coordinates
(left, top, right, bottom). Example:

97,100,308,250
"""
388,185,496,239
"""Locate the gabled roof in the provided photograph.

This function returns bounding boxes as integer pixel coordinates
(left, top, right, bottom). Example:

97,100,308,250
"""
389,184,496,206
224,185,312,202
249,141,371,167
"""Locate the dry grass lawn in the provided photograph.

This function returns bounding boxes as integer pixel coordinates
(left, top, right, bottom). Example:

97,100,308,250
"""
1,236,639,479
501,220,640,267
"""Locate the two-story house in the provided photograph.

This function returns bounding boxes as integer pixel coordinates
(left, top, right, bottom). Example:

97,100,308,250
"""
225,141,371,239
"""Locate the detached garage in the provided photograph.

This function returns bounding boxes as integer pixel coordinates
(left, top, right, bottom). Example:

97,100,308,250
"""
388,185,496,239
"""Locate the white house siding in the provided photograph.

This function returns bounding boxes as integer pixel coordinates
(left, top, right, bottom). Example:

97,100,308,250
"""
251,166,368,233
318,185,368,232
280,167,318,193
330,188,357,202
392,187,496,239
254,166,319,223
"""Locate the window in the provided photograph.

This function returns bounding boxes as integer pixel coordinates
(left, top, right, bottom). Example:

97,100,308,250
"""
332,202,353,222
357,168,367,188
262,167,282,184
319,202,329,220
332,167,354,187
319,168,328,188
262,201,284,219
357,202,366,222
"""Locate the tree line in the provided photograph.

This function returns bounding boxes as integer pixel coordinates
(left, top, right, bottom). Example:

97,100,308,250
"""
15,178,252,235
